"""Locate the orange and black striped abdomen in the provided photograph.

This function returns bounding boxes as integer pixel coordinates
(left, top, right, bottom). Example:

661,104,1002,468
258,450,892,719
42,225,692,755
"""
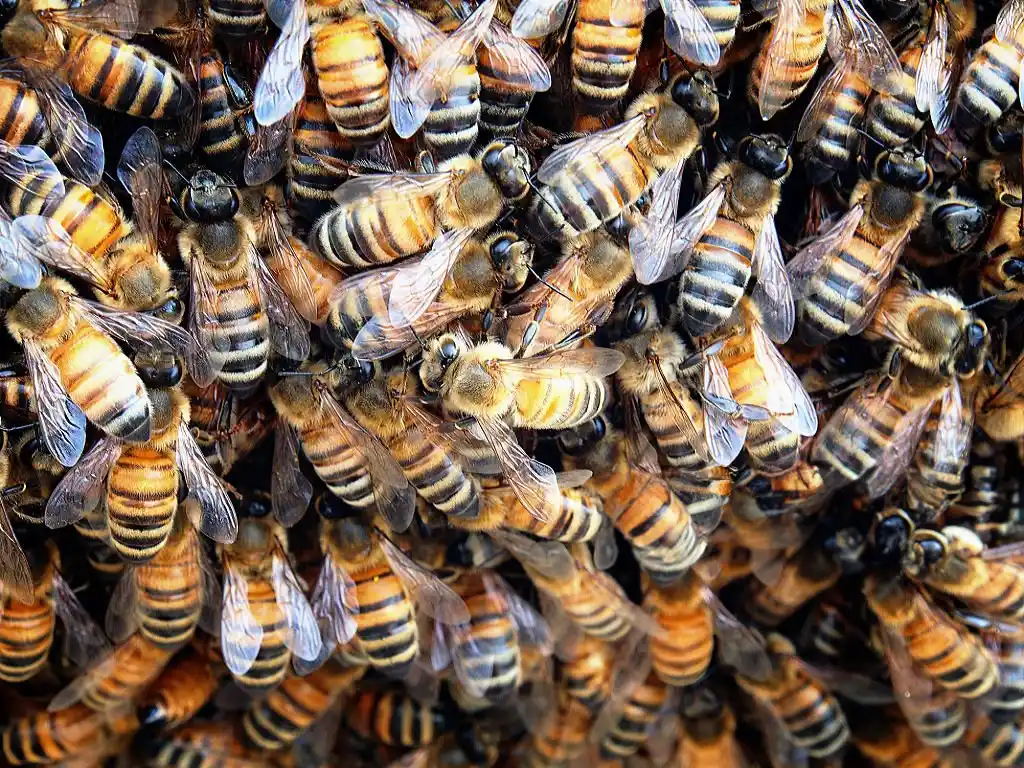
561,637,613,711
645,578,712,686
198,52,253,178
641,381,709,471
679,216,753,338
346,689,441,747
2,705,105,765
964,716,1024,768
0,594,54,682
505,487,604,542
514,377,610,429
385,428,479,519
311,17,389,147
571,0,644,115
289,86,350,223
81,634,173,712
535,570,632,641
138,648,218,731
803,70,870,184
745,554,840,627
312,193,438,268
747,4,828,117
696,0,740,50
0,375,34,413
900,604,998,699
300,415,374,508
907,401,968,516
665,465,731,527
106,445,177,565
134,540,203,649
208,0,268,38
0,78,48,149
452,574,520,702
477,43,537,141
597,674,669,759
954,34,1024,137
351,564,417,677
939,560,1024,623
63,31,194,119
758,674,849,757
234,577,291,691
522,697,591,768
422,63,480,161
866,40,924,149
208,270,269,393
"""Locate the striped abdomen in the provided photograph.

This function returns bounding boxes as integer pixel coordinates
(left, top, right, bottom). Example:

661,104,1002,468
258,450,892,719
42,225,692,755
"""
312,194,438,268
477,44,536,141
522,698,591,768
198,52,254,178
899,604,998,699
664,465,731,529
526,142,655,240
234,577,291,691
802,70,870,183
745,418,801,475
300,416,373,507
81,634,173,712
74,509,124,584
695,0,739,50
597,673,669,759
561,637,614,711
964,716,1024,768
63,31,193,118
50,324,150,442
745,553,840,627
207,0,268,38
935,560,1024,623
0,374,34,413
571,0,643,115
207,268,269,392
533,570,632,641
907,401,968,517
640,381,711,472
265,235,343,327
244,664,364,750
906,692,967,747
385,429,479,518
138,649,218,731
2,705,104,765
106,446,177,564
0,593,54,682
502,486,604,542
513,377,610,429
351,563,417,677
289,88,350,223
311,17,389,146
451,573,520,702
751,674,849,757
679,216,752,338
346,689,440,747
866,40,925,149
423,64,480,161
954,35,1024,137
0,78,48,149
133,534,203,649
748,6,828,116
645,576,712,686
985,629,1024,723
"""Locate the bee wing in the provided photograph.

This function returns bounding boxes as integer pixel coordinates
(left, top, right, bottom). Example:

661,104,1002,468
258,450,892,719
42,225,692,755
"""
701,355,747,466
176,421,238,544
537,112,650,185
649,356,710,465
388,228,476,326
50,0,142,37
0,142,65,214
758,0,806,120
8,215,106,289
43,436,121,528
272,422,314,527
188,257,229,383
845,226,911,335
418,0,497,87
389,58,435,140
797,659,895,704
983,351,1024,411
271,549,323,663
641,180,725,285
70,297,214,388
353,301,474,362
830,0,899,91
54,570,110,667
494,347,625,378
483,570,553,652
510,0,572,38
309,552,358,649
364,0,446,66
476,416,560,524
482,21,552,91
931,47,960,134
491,530,576,581
932,377,973,470
317,387,415,532
704,588,772,681
254,0,310,125
249,245,311,361
750,321,817,436
915,3,947,113
446,619,498,699
220,558,264,677
47,645,120,711
262,209,318,324
796,57,848,142
103,567,140,644
332,170,451,206
0,509,32,602
660,0,720,65
244,115,294,186
878,622,935,718
592,573,662,635
786,204,863,299
379,535,470,625
116,127,163,253
997,0,1024,43
590,639,654,743
21,340,86,468
751,214,795,344
864,400,933,498
401,399,500,475
628,158,686,284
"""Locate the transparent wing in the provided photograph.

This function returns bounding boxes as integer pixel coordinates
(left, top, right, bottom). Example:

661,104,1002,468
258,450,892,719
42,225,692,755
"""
262,209,317,324
188,256,230,383
0,510,32,602
272,422,313,527
758,0,805,120
642,181,726,285
701,355,746,466
176,421,237,544
116,126,163,252
832,0,899,90
44,436,121,528
491,530,576,581
864,402,933,498
54,570,110,667
364,0,446,66
705,588,772,680
628,158,687,285
103,568,139,644
494,347,625,378
244,115,294,186
220,559,264,677
931,377,972,470
51,0,142,37
415,0,496,97
931,46,959,134
379,535,470,625
751,215,794,343
0,216,43,289
352,301,474,362
845,226,911,335
388,228,475,326
271,550,323,662
660,0,720,65
787,204,863,299
477,416,559,524
309,552,358,649
916,3,947,113
11,215,107,289
22,341,86,468
401,398,500,475
591,574,662,636
254,0,310,125
249,246,310,361
332,170,451,206
997,0,1024,43
796,58,848,142
483,570,552,652
389,57,435,140
750,321,817,436
649,358,709,465
0,142,65,210
537,113,650,185
482,21,552,91
511,0,572,37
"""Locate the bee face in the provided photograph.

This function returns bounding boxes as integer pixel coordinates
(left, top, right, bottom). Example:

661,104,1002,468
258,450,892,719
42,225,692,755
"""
420,334,465,393
184,171,239,223
487,233,533,293
670,72,719,128
480,141,531,200
738,134,792,180
876,149,933,191
933,201,987,254
134,351,184,389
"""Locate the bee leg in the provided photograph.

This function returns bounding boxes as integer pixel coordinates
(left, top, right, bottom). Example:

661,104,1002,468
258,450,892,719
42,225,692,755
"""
517,305,549,358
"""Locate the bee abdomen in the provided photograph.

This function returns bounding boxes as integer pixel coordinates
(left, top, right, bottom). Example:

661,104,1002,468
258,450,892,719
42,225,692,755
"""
106,448,177,564
0,79,48,150
571,0,643,115
137,576,202,650
390,433,479,518
562,591,631,640
598,677,669,758
208,0,268,38
777,686,849,757
211,280,269,392
302,425,374,507
354,571,418,676
697,0,739,47
679,221,753,337
954,40,1024,136
244,666,359,750
0,602,54,682
478,49,535,141
237,583,291,690
347,689,440,747
313,200,438,268
423,66,480,161
745,419,801,475
515,378,609,429
81,635,173,711
198,54,250,173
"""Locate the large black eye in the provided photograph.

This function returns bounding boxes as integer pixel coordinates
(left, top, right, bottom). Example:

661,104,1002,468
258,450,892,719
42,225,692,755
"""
1005,258,1024,280
489,234,514,267
481,142,508,175
918,538,944,567
440,337,459,363
591,415,607,441
626,300,648,334
141,358,183,389
315,493,349,520
356,360,374,383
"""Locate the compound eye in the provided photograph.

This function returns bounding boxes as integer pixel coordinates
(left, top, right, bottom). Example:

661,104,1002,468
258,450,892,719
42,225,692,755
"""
440,338,459,363
626,301,648,334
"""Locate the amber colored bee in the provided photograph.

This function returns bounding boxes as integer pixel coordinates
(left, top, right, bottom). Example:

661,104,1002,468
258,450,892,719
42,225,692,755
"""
676,686,747,768
218,514,323,691
137,719,266,768
744,540,841,627
558,635,616,713
962,711,1024,768
976,348,1024,443
243,661,366,750
798,58,871,184
1,703,139,767
864,30,931,151
518,693,593,768
947,437,1005,537
345,686,447,747
852,711,956,768
590,666,670,762
476,19,551,141
136,644,219,732
643,573,713,687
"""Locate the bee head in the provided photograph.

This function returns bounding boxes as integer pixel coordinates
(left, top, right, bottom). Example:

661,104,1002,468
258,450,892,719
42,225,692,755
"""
487,232,532,293
556,415,607,456
182,169,239,222
480,141,531,200
932,200,986,254
669,71,719,128
875,148,932,191
738,134,792,181
134,350,184,389
869,508,914,568
420,333,465,392
903,529,946,577
955,319,989,378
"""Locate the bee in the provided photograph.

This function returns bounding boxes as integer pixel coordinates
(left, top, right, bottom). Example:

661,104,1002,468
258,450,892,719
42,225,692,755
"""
733,632,850,760
1,704,139,767
590,656,676,763
952,0,1024,138
812,362,954,498
207,0,268,38
524,70,719,242
865,573,999,700
962,711,1024,768
419,332,622,521
947,437,1004,536
979,204,1024,312
334,230,532,361
559,635,616,712
243,661,366,750
307,506,468,679
976,349,1024,443
519,694,593,768
1,0,194,120
345,686,447,747
476,18,551,141
744,540,842,627
734,461,824,515
747,0,897,121
0,540,107,683
288,73,352,223
7,127,178,316
904,190,989,269
138,720,265,768
677,686,747,768
218,513,323,691
269,362,414,530
136,644,220,731
852,712,955,768
789,148,932,345
176,168,310,392
5,276,208,468
44,350,235,563
864,31,931,151
183,378,273,477
797,56,872,184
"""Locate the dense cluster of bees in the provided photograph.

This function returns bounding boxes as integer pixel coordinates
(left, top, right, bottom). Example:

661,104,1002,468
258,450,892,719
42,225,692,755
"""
0,0,1024,765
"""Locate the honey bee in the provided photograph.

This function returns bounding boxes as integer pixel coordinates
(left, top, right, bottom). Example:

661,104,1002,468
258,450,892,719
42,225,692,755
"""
744,539,842,627
524,70,718,241
558,635,616,712
177,168,310,392
206,0,268,38
334,229,532,361
747,0,897,121
136,644,219,731
137,719,266,768
903,190,988,269
0,540,108,683
976,348,1024,443
2,703,139,767
1,0,194,120
518,694,592,768
476,18,551,141
962,711,1024,768
307,506,468,679
952,0,1024,137
5,276,208,468
676,686,747,768
419,332,622,522
864,30,931,151
345,685,447,747
218,512,323,691
269,362,414,530
797,56,871,184
979,204,1024,312
243,661,366,750
947,437,1005,536
789,148,932,345
852,711,956,768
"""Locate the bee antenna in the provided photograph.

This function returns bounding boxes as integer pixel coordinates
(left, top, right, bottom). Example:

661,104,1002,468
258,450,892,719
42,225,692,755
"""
161,159,191,186
527,177,561,218
966,290,1017,310
528,267,573,301
854,128,886,151
0,423,36,433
